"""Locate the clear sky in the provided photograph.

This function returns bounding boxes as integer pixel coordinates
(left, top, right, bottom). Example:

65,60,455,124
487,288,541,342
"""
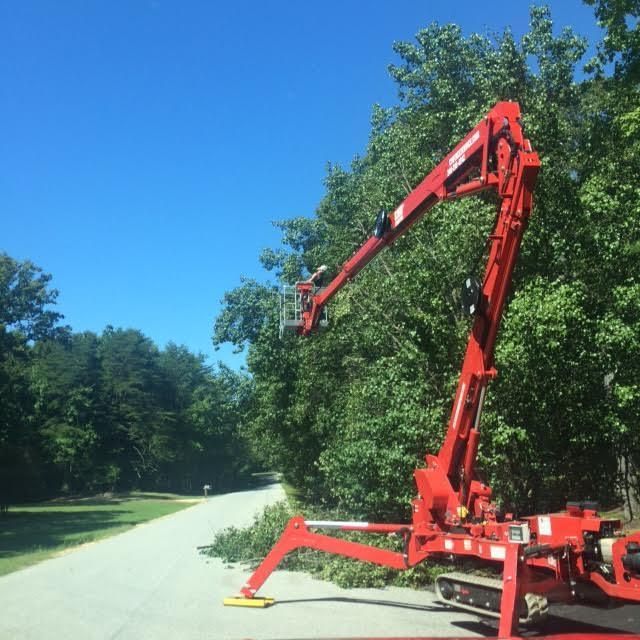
1,1,601,369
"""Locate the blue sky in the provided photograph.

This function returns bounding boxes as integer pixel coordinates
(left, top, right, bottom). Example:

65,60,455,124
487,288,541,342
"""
1,1,601,369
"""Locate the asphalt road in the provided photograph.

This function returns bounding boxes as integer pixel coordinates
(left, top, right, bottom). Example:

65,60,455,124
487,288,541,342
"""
0,483,482,639
0,482,638,639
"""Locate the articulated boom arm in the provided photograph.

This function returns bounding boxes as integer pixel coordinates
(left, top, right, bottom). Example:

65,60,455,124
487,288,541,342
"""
299,101,540,520
298,102,537,335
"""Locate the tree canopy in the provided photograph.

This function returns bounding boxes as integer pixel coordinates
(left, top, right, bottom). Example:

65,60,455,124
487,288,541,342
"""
0,253,252,508
213,3,640,521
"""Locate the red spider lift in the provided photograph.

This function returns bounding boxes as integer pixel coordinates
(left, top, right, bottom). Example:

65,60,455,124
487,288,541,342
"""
224,102,640,638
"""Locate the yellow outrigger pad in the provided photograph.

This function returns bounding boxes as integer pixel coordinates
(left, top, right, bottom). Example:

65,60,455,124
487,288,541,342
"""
223,596,275,608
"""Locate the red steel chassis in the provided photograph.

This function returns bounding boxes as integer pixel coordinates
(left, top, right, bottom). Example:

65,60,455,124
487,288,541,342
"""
230,102,640,638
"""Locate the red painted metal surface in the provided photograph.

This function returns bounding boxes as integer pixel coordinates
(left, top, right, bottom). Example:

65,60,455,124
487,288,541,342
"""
234,102,640,637
319,637,640,640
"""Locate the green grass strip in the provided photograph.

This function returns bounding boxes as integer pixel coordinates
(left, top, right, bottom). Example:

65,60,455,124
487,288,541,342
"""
0,493,199,577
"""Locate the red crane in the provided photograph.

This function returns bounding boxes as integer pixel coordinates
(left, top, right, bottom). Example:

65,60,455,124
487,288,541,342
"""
225,102,640,638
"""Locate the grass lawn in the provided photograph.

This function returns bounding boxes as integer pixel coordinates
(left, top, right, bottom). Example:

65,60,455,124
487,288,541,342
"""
0,492,200,577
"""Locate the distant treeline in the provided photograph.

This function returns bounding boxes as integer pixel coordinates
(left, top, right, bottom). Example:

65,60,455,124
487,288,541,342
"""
0,253,252,505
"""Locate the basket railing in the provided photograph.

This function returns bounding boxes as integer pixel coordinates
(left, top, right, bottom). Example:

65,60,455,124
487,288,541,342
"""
279,284,328,337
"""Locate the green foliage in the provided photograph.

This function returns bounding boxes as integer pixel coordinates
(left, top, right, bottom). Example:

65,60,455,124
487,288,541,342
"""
481,279,616,512
0,253,63,341
213,278,277,352
207,500,294,564
0,254,256,506
584,0,640,79
0,254,63,508
212,3,640,529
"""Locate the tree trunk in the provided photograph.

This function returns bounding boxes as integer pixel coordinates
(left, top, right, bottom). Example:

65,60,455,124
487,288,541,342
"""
619,453,640,523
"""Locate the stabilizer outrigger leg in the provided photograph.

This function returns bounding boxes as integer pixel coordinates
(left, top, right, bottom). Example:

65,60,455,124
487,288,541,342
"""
223,515,411,606
223,514,533,638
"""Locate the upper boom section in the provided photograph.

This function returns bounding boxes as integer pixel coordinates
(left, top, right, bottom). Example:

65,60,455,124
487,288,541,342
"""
295,101,538,336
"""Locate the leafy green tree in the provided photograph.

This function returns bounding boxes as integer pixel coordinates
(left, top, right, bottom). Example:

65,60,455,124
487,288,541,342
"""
155,343,208,490
0,252,254,502
0,254,63,508
156,344,254,492
584,0,640,80
187,364,254,491
215,284,304,485
213,5,640,522
97,327,171,487
31,333,101,493
0,253,62,341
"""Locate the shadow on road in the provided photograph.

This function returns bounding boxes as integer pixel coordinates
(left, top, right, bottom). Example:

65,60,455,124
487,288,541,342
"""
205,472,280,498
275,596,451,613
243,472,281,490
450,606,640,637
275,598,638,636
